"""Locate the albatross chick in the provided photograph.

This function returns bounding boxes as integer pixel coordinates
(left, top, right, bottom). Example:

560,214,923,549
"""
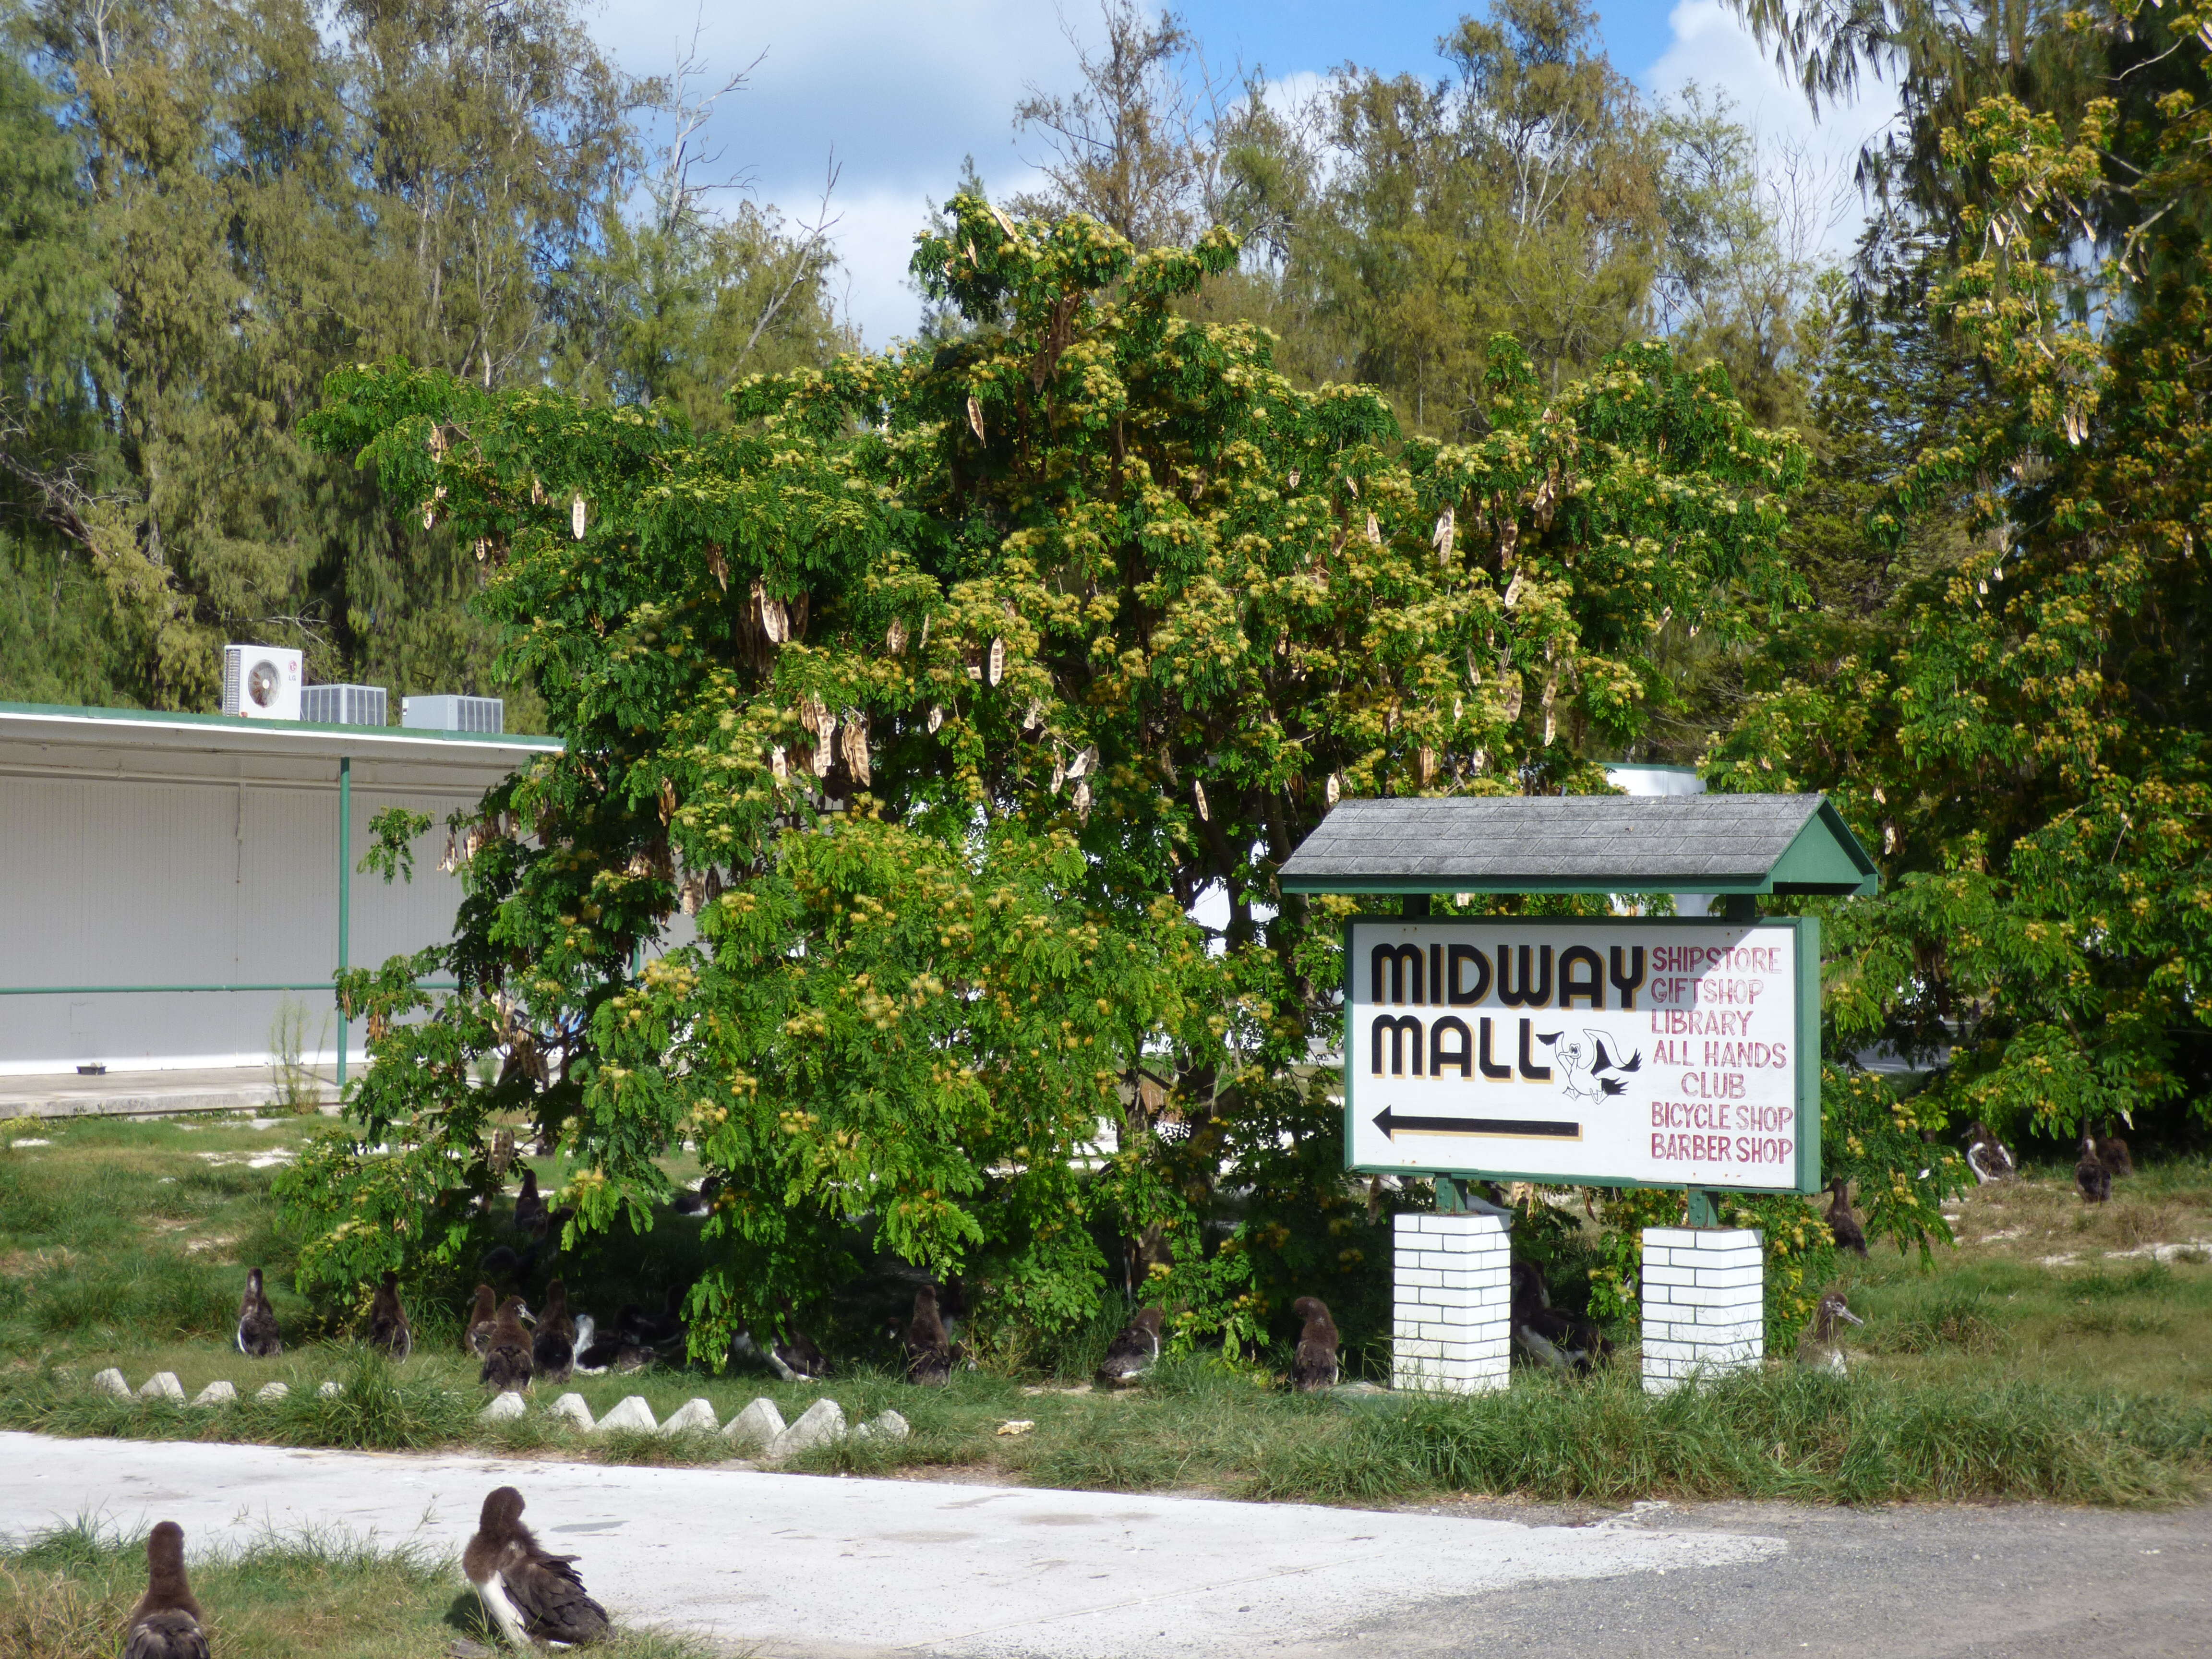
124,1521,207,1659
531,1277,575,1384
464,1283,499,1356
463,1485,611,1647
2077,1134,2113,1203
1962,1120,2018,1184
1795,1289,1865,1374
480,1295,534,1392
234,1267,281,1358
903,1286,953,1386
512,1166,548,1236
1825,1178,1869,1257
1290,1296,1340,1391
366,1270,412,1360
1095,1306,1165,1387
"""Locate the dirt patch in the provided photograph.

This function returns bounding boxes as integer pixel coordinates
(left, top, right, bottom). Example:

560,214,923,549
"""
0,1248,75,1277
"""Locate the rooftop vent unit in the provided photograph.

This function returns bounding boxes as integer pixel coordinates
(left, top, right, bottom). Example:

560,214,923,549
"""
221,644,303,721
302,684,388,727
401,693,504,734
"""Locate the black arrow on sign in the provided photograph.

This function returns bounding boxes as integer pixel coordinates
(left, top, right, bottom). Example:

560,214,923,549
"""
1371,1106,1581,1141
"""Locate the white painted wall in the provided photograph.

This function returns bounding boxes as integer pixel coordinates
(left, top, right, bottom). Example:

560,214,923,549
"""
0,710,557,1076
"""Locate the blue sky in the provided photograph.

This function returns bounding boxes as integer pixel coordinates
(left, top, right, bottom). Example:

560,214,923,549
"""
585,1,1894,346
1170,0,1680,80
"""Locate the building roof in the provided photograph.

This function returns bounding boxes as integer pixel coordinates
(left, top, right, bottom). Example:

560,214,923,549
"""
0,700,557,766
1277,793,1878,896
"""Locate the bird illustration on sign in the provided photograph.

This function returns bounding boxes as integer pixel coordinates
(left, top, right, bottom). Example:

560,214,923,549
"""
1540,1029,1642,1103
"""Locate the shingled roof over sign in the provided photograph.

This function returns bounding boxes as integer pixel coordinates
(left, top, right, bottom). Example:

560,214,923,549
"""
1276,793,1878,896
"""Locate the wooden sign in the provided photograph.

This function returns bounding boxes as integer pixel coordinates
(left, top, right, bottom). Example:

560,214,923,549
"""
1342,916,1820,1194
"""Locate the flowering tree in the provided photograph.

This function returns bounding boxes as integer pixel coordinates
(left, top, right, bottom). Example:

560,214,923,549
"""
1715,23,2212,1148
286,199,1813,1356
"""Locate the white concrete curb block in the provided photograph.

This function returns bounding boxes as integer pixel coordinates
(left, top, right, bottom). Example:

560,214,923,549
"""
723,1397,785,1449
191,1381,237,1407
318,1380,345,1399
92,1368,130,1399
660,1398,718,1435
137,1372,185,1402
547,1393,595,1431
479,1391,527,1423
853,1409,909,1443
595,1395,657,1433
255,1382,289,1402
765,1397,844,1460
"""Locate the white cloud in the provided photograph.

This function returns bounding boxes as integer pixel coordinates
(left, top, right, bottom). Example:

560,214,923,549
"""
1640,0,1900,261
572,2,1896,346
1253,67,1327,124
581,0,1076,346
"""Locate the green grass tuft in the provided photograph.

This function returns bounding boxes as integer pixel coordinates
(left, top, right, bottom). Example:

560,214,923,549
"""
0,1519,712,1659
1238,1367,2210,1507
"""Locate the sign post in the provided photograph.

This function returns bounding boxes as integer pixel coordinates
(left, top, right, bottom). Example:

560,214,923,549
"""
1278,794,1877,1395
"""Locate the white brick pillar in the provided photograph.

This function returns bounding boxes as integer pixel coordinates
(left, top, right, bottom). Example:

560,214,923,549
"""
1392,1213,1512,1393
1640,1226,1765,1394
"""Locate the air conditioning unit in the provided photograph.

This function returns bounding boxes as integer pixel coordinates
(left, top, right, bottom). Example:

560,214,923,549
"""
302,684,388,727
221,644,303,721
401,694,504,734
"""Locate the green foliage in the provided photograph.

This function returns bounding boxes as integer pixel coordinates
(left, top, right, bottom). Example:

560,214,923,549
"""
293,189,1808,1355
1586,1185,1684,1327
0,0,842,719
357,806,433,885
1714,6,2212,1145
1233,0,1670,427
275,947,493,1301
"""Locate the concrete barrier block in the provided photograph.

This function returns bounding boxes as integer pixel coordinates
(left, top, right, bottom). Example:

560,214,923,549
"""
191,1381,237,1407
660,1398,718,1435
595,1395,658,1433
854,1409,910,1443
724,1397,786,1449
479,1391,526,1422
547,1393,594,1431
766,1397,846,1459
255,1381,289,1402
92,1368,130,1399
137,1372,184,1402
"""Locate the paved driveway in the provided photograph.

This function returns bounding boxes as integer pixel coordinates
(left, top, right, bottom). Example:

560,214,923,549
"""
1,1433,2202,1657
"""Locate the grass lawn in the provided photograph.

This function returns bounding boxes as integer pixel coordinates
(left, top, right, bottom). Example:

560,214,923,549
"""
3,1112,2210,1510
0,1521,707,1659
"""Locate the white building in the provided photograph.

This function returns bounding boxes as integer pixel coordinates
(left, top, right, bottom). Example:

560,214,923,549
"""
0,702,558,1081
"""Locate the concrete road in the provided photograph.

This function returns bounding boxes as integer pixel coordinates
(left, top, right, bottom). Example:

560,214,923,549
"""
1339,1497,2212,1659
0,1433,2202,1657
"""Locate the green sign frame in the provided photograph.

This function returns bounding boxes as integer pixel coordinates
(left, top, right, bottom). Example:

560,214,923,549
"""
1338,914,1822,1197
